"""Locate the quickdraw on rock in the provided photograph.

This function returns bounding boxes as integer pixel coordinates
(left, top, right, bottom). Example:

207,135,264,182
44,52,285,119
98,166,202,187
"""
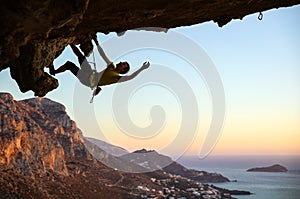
258,12,263,20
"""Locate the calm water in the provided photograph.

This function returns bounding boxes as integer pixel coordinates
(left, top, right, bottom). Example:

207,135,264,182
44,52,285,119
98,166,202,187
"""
178,155,300,199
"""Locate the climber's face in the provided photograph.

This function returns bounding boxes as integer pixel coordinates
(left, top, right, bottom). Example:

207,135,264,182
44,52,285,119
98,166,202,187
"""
116,62,130,74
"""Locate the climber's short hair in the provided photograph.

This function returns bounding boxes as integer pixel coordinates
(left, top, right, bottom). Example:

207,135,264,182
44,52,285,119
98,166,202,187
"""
116,62,130,74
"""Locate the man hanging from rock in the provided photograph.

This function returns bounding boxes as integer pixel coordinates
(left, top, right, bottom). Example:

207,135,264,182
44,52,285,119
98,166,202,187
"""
49,36,150,102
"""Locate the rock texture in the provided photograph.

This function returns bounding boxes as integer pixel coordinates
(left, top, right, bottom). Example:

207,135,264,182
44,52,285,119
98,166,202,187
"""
247,164,288,172
0,93,159,198
1,1,300,96
0,92,89,176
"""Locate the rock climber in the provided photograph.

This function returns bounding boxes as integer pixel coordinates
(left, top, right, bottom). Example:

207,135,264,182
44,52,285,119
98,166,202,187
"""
49,36,150,101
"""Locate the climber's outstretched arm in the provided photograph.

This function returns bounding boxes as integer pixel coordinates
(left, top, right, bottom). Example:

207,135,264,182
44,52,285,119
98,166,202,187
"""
118,62,150,83
93,37,112,66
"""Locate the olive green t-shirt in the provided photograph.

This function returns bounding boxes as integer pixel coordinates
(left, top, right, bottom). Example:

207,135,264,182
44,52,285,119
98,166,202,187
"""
97,63,121,86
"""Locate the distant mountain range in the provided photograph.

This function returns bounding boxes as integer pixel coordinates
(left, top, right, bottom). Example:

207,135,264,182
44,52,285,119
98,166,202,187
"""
0,92,230,198
85,139,230,182
85,137,129,157
83,138,148,173
120,149,173,171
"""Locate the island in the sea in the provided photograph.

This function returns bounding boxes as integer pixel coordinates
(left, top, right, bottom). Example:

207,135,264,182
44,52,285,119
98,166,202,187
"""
247,164,288,172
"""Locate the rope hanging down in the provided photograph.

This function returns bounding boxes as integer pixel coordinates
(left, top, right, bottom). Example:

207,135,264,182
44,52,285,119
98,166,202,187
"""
89,51,97,103
90,93,95,103
89,50,96,71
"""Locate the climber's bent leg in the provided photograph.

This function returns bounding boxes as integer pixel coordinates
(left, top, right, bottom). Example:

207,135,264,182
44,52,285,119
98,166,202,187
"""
51,61,79,76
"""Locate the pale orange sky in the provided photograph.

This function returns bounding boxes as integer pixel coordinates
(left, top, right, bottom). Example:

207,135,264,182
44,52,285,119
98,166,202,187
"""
189,112,300,156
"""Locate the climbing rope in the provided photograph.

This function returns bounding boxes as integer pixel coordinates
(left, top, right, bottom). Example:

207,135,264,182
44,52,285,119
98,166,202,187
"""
88,50,97,71
258,12,263,20
89,50,97,103
90,93,95,103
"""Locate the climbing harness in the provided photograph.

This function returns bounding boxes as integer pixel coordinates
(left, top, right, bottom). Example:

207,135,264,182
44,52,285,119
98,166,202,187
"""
258,12,263,20
89,51,97,89
89,50,97,75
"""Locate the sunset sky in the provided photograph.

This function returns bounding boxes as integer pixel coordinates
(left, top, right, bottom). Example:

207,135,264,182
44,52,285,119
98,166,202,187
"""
1,5,299,157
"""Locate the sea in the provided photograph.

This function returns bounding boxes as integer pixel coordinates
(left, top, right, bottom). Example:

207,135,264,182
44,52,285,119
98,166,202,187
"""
178,155,300,199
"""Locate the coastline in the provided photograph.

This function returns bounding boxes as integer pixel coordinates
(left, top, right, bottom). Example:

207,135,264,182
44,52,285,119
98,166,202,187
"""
177,155,300,199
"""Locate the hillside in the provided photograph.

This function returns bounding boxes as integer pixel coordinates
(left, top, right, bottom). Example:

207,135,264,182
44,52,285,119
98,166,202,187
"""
120,149,229,183
0,93,158,198
121,149,173,172
163,161,229,183
85,137,128,157
83,138,148,173
0,93,251,198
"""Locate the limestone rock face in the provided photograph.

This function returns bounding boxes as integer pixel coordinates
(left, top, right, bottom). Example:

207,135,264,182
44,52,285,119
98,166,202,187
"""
0,92,162,198
1,1,300,96
0,93,121,198
0,92,89,176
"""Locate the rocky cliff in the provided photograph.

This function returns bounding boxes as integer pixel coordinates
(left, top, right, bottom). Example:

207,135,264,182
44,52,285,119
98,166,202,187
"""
1,1,300,96
0,92,89,176
0,93,158,198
